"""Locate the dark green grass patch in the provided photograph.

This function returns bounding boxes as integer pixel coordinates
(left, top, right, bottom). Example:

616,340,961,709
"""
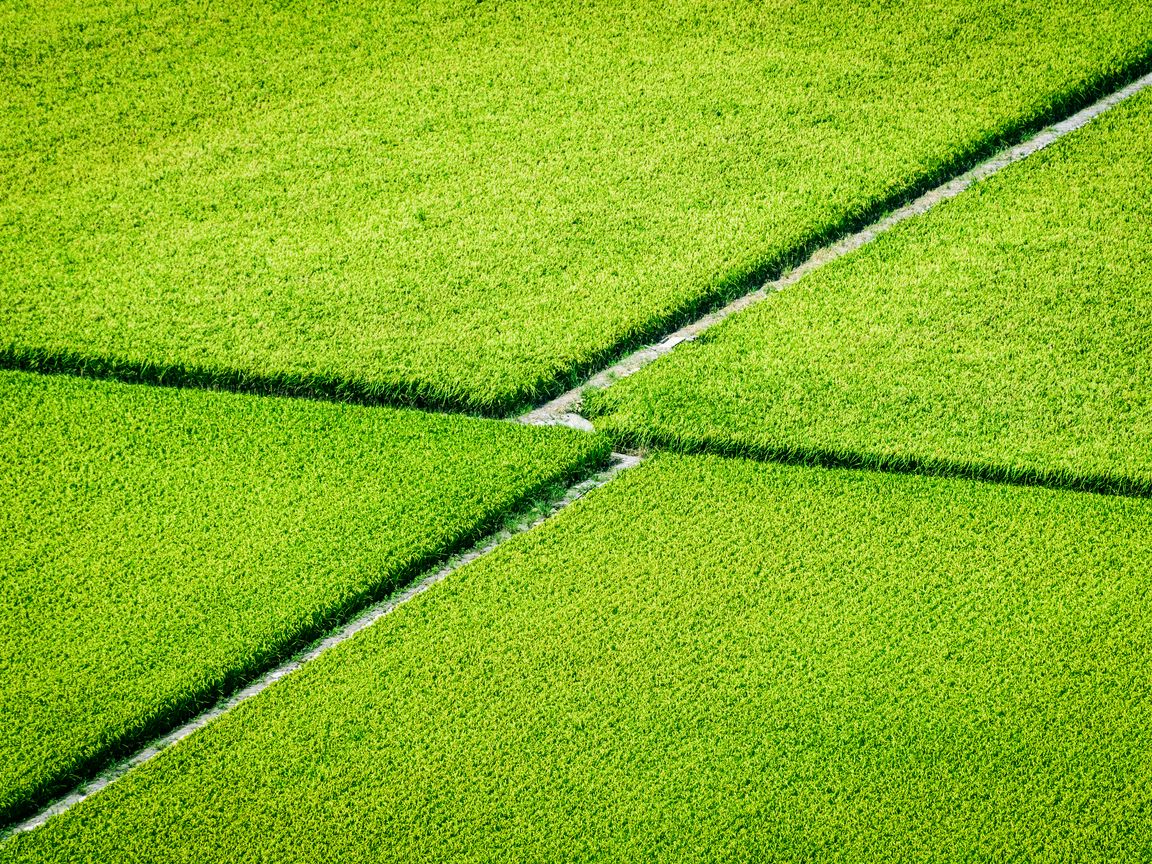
0,370,607,827
4,2,1152,413
7,453,1152,861
588,89,1152,494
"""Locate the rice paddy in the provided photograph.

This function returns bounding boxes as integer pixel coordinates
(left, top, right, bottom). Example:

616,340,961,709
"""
5,455,1151,862
0,371,605,825
588,88,1152,495
3,0,1151,858
3,0,1151,412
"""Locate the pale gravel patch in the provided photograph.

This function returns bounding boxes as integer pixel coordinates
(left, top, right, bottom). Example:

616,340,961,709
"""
517,69,1152,429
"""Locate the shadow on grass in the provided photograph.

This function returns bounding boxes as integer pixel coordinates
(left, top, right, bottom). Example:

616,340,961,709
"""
605,427,1152,500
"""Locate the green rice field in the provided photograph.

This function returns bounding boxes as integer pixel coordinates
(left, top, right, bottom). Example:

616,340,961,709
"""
5,455,1151,862
0,371,605,825
3,0,1151,412
2,0,1152,858
588,87,1152,494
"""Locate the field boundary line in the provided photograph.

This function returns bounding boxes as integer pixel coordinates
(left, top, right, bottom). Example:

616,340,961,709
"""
517,69,1152,429
604,431,1152,500
3,452,641,842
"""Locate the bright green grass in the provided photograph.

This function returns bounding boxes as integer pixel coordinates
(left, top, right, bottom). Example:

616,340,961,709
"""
7,453,1152,861
4,2,1152,413
588,89,1152,493
0,370,607,826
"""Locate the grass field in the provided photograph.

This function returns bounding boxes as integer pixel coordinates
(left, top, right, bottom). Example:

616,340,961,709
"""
588,89,1152,494
4,1,1152,412
4,0,1152,857
5,454,1151,862
0,370,607,826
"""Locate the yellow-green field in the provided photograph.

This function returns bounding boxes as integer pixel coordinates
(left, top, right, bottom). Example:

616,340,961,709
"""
2,0,1151,859
3,0,1150,412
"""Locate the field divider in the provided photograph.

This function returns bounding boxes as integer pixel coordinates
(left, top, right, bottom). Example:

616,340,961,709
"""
605,430,1151,500
517,68,1152,430
4,452,641,842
